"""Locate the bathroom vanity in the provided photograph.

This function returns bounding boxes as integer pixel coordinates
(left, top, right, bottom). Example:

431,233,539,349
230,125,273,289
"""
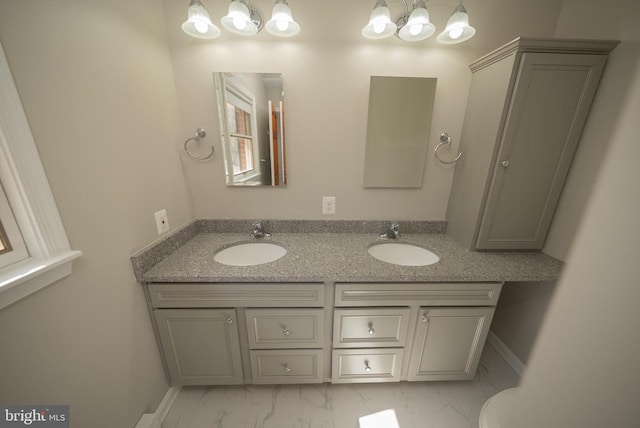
132,221,561,386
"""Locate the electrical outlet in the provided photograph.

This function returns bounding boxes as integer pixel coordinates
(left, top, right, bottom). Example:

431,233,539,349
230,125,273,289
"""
322,196,336,215
154,209,170,235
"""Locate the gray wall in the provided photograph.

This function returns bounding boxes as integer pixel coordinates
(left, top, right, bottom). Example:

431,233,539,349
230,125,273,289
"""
163,0,562,221
0,0,634,426
493,0,639,369
491,281,557,364
508,0,640,424
0,1,193,427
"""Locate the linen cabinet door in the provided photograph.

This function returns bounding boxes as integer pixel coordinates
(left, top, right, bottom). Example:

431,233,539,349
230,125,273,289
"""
154,309,243,385
408,307,494,381
476,53,606,250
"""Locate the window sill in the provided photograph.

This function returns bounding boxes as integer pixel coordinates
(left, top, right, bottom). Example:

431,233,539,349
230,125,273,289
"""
0,250,82,310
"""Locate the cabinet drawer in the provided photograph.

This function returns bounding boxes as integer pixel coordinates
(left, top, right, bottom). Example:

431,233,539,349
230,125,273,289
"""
250,350,324,384
148,283,324,308
246,309,324,349
335,282,502,307
332,349,403,383
333,308,410,348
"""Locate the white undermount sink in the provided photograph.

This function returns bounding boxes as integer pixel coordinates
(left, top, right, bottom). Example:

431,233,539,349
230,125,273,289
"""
367,242,440,267
214,242,287,266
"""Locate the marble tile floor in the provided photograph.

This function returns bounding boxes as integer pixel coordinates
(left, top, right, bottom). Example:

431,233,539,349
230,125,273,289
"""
162,343,519,428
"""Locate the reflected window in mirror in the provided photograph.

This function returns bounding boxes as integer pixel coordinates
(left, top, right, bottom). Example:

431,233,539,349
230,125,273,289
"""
214,72,287,187
225,85,257,177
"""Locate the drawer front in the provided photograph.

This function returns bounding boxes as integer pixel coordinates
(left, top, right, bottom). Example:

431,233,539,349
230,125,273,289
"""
246,309,324,349
335,282,502,307
148,283,324,308
332,349,403,383
333,308,410,348
250,350,324,384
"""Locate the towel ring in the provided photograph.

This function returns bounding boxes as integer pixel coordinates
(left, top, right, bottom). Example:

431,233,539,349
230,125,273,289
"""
184,128,214,161
435,133,462,165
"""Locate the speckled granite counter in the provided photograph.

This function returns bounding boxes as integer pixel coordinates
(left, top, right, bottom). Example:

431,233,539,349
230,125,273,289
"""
131,221,563,283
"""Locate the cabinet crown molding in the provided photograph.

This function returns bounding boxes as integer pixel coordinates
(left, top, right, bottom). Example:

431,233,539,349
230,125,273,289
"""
470,37,620,73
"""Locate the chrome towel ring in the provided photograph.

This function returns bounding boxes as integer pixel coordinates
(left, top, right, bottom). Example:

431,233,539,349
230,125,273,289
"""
435,132,462,165
184,128,214,161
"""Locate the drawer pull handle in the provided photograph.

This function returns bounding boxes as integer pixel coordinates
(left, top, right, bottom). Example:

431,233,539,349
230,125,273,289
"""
282,327,291,336
226,317,234,325
368,322,375,335
364,360,372,372
284,364,292,373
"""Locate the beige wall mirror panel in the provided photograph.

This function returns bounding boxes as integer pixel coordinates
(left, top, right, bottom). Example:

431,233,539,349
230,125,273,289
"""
214,72,287,187
363,76,437,188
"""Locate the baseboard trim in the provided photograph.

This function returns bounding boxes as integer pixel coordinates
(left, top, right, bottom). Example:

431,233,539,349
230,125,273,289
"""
487,330,526,377
134,386,182,428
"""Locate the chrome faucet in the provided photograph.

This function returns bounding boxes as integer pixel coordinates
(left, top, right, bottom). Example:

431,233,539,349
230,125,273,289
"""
380,222,401,239
251,221,271,238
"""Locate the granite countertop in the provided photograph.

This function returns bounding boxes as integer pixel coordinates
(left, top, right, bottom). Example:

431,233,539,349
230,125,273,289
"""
133,223,563,283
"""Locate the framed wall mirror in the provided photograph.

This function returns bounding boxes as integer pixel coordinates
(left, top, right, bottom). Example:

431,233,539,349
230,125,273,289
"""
214,72,287,187
363,76,437,188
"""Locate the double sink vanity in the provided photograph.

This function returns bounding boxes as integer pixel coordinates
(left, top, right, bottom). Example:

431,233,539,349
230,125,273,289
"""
131,220,562,386
130,37,621,388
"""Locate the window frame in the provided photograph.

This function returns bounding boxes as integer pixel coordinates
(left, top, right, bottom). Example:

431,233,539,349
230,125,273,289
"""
215,73,262,185
0,40,81,309
0,181,29,266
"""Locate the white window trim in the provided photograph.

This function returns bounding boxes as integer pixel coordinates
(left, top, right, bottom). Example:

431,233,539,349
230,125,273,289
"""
0,41,81,310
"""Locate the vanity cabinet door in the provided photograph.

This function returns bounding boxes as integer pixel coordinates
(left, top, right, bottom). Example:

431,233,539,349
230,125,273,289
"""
447,39,615,251
408,307,494,381
154,309,243,385
476,53,606,249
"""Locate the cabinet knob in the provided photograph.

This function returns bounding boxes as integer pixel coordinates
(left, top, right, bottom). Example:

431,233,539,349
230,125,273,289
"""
282,327,291,336
501,160,510,168
284,364,292,373
364,360,372,372
226,317,234,325
368,322,375,335
422,315,429,323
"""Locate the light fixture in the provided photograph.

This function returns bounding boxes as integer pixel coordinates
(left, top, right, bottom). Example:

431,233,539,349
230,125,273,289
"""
436,1,476,44
362,0,397,40
181,0,221,39
266,0,300,37
397,0,435,42
362,0,476,45
221,0,261,36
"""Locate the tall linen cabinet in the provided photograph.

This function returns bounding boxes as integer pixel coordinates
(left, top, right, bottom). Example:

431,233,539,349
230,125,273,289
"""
447,37,618,250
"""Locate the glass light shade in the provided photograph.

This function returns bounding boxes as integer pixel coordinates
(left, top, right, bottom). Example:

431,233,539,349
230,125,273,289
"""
362,0,397,40
436,4,476,44
181,0,221,39
221,0,258,35
266,0,300,37
398,2,435,42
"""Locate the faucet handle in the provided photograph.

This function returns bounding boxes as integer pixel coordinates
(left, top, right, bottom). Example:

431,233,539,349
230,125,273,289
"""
380,221,400,239
251,221,271,238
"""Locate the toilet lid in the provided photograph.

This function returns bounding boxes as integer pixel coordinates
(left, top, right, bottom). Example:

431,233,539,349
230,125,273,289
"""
479,387,519,428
